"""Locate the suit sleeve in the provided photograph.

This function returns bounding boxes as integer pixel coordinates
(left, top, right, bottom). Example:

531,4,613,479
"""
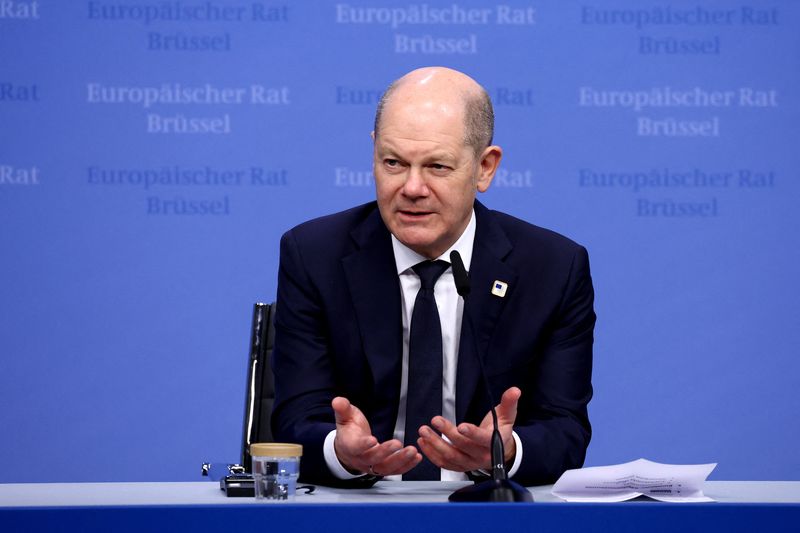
512,245,595,486
270,229,378,488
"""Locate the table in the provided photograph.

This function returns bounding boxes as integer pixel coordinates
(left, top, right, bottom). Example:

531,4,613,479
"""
1,481,798,532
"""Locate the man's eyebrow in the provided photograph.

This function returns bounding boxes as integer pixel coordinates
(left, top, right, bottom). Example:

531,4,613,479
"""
376,143,457,163
417,152,458,166
377,148,401,159
426,152,456,161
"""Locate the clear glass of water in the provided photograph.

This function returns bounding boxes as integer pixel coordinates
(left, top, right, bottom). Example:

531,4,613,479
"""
250,443,302,501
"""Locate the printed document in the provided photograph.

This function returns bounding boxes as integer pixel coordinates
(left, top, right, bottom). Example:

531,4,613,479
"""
551,458,716,502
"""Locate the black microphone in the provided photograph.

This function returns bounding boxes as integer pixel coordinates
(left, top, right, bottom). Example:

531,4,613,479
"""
450,250,471,298
449,251,505,480
447,250,532,503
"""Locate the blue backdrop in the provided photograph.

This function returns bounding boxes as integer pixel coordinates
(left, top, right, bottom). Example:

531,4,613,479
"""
1,1,798,482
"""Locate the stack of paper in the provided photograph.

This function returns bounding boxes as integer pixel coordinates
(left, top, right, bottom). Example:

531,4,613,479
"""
551,458,717,502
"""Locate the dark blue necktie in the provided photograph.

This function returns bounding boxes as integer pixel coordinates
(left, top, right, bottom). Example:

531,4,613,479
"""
403,259,450,481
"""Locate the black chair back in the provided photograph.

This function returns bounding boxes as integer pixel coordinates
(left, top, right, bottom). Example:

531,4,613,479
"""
240,302,276,472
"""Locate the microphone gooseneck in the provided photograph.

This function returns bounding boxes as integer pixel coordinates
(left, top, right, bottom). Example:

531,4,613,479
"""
449,250,505,480
447,250,533,503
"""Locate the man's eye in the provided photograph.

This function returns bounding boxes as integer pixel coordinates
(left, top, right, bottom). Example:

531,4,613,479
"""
385,159,399,166
430,164,449,171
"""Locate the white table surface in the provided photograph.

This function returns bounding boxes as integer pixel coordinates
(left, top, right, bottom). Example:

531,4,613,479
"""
1,481,799,507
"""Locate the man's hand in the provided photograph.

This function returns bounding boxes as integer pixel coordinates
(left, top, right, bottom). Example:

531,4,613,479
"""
416,387,521,473
332,397,422,476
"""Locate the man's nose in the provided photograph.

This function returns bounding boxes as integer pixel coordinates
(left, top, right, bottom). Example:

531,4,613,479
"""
402,166,429,197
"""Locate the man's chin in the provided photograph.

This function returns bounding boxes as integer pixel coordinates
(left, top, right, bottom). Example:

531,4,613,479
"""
393,232,441,258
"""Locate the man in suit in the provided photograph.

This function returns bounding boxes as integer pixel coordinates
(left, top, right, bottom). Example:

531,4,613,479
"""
271,67,595,487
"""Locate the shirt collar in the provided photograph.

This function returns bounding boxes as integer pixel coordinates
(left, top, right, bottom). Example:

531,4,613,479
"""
391,210,476,275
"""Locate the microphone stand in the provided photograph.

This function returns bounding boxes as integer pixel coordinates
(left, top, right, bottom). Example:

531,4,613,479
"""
447,251,532,503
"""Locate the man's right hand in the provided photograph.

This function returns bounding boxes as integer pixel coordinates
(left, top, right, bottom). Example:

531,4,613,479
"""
332,397,422,477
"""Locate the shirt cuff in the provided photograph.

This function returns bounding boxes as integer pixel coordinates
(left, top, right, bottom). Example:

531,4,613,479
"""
506,430,523,478
323,429,367,480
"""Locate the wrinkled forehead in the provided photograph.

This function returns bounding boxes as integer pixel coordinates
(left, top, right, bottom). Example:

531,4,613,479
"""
378,99,467,146
378,86,469,140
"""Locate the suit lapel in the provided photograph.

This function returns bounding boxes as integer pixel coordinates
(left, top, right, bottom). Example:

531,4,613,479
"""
341,207,403,439
456,202,518,422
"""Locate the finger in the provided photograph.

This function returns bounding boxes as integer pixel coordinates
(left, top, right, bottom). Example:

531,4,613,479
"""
334,428,379,471
418,426,480,472
431,417,489,459
456,422,493,448
461,417,517,465
356,439,404,468
418,434,476,472
339,438,403,473
333,434,379,476
457,423,516,466
332,397,355,426
335,432,378,456
333,397,373,438
496,387,521,424
371,446,422,476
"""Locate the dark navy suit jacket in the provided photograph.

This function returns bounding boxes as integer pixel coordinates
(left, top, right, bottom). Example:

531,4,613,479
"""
271,200,595,487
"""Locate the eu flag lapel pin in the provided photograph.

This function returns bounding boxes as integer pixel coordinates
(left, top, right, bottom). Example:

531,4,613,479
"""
491,280,508,298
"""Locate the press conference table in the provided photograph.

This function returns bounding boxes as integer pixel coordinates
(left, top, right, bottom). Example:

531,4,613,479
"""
1,481,799,532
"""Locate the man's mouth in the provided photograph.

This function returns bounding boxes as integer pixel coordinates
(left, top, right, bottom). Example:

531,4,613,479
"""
398,210,432,219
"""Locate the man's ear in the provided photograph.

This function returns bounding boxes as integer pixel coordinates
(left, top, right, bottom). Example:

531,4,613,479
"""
476,145,503,193
370,130,376,141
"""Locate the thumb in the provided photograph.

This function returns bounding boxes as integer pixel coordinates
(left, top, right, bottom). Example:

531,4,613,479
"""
332,396,363,428
496,387,521,425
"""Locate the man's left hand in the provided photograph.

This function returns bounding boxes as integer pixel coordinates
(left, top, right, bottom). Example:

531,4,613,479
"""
416,387,521,473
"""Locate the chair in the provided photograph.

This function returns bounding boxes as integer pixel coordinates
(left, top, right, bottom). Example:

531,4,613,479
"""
240,302,277,472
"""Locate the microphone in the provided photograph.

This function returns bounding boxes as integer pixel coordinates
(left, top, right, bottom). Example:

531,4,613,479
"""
447,250,532,503
450,250,471,298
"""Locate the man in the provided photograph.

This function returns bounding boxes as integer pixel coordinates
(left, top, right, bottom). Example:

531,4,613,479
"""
271,67,595,487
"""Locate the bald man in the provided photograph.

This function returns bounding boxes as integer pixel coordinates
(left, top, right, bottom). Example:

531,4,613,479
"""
271,67,595,486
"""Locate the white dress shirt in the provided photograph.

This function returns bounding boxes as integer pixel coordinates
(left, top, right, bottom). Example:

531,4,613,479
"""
323,210,522,480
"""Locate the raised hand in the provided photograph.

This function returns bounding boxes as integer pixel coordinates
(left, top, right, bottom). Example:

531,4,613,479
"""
332,397,422,476
416,387,521,473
